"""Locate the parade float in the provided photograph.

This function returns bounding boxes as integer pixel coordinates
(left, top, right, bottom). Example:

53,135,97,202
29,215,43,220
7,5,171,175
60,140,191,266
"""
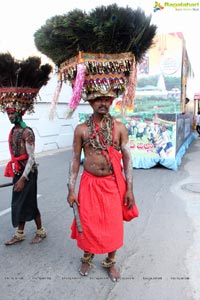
110,32,195,170
79,32,195,170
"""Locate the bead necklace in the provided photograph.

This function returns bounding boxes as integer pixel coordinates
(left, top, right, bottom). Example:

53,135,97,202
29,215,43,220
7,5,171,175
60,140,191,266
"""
86,114,114,150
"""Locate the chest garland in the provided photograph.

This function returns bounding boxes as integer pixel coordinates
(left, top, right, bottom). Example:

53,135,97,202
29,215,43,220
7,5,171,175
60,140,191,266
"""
86,114,114,150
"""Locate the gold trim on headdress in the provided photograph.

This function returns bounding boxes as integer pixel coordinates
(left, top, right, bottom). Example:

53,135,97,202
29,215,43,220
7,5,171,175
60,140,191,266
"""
60,52,135,75
59,51,136,101
0,87,40,113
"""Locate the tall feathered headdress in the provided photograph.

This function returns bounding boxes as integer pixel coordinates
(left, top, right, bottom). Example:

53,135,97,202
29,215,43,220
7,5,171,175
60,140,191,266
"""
0,53,52,114
34,4,157,118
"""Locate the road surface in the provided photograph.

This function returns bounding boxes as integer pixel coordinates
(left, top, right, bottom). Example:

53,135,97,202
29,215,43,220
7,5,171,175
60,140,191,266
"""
0,139,200,300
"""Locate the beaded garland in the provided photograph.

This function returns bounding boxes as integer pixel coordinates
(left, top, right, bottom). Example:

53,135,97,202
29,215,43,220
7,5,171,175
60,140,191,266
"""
59,51,136,101
62,59,132,81
86,114,114,151
0,87,39,113
86,113,114,170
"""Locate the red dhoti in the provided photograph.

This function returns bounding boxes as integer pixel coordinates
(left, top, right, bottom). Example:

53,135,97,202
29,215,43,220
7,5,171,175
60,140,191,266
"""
71,170,124,254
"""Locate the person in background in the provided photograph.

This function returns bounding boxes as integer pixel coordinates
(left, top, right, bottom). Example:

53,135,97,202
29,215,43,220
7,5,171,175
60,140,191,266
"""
196,110,200,137
4,108,47,245
0,53,52,245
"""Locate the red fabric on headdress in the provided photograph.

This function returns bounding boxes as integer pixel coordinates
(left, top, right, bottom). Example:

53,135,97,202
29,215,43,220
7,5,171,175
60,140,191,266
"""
6,107,16,113
6,107,25,116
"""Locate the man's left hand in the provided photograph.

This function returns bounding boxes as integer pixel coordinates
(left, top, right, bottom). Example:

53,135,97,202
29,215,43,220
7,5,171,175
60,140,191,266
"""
124,191,136,209
14,177,26,192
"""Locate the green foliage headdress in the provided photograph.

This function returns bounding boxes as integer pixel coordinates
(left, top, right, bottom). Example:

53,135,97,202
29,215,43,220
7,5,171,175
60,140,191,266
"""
34,4,157,117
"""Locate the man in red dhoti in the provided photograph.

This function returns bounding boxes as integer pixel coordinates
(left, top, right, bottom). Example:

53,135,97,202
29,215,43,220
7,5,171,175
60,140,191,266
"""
37,5,156,281
67,96,136,281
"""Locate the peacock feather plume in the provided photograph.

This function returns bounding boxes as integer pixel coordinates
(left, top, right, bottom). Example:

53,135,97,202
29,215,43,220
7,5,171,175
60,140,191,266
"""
0,53,52,88
0,53,52,113
34,4,157,66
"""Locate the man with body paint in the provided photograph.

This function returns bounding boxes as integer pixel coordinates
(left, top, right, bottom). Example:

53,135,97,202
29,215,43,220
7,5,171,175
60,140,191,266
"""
0,53,52,246
67,96,136,282
4,108,46,245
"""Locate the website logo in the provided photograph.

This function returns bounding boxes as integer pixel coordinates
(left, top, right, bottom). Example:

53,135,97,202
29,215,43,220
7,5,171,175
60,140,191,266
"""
153,1,199,12
154,2,165,12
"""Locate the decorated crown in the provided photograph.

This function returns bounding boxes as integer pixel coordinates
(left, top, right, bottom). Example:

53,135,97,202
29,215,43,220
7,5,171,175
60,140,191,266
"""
0,53,52,114
60,51,136,99
34,4,157,118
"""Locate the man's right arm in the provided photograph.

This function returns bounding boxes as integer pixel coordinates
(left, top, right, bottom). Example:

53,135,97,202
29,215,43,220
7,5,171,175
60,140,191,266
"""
67,125,83,206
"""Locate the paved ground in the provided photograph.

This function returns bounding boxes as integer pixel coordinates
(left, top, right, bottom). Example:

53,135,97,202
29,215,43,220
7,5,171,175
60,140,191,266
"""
0,136,200,300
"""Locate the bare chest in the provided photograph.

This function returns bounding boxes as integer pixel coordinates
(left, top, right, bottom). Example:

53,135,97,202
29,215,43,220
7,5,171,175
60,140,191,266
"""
10,128,26,156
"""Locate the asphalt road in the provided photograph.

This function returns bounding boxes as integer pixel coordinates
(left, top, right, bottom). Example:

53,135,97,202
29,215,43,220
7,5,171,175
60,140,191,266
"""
0,140,200,300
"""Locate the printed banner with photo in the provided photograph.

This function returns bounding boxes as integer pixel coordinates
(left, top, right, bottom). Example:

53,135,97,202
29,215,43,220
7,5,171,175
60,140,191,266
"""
79,32,194,170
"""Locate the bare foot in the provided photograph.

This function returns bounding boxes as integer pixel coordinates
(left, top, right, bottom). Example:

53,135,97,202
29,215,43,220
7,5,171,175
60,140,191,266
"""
79,253,94,276
107,265,120,282
31,228,47,244
31,233,46,244
79,262,91,276
4,235,25,246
